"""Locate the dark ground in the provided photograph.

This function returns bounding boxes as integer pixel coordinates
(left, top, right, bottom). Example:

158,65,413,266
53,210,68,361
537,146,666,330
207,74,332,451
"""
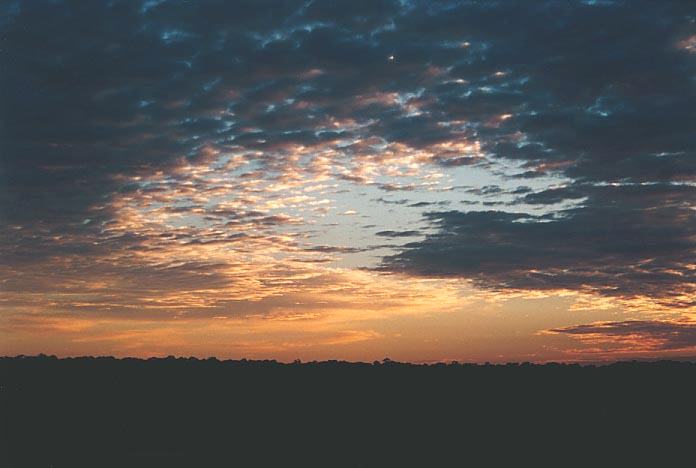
1,355,695,466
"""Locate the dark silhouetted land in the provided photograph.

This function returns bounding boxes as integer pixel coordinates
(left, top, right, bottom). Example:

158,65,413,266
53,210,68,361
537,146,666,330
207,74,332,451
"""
2,355,695,466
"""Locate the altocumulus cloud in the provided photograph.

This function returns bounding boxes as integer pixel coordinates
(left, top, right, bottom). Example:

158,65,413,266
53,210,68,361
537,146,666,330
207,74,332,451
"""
379,1,696,307
383,183,696,306
0,0,694,315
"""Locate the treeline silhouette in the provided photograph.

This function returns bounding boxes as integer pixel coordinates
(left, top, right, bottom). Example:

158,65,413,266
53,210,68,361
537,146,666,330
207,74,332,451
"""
2,355,695,466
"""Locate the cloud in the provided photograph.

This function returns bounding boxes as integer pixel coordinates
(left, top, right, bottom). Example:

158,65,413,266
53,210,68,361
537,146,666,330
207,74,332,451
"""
376,230,421,238
1,0,695,331
384,182,696,306
374,1,696,307
549,320,696,352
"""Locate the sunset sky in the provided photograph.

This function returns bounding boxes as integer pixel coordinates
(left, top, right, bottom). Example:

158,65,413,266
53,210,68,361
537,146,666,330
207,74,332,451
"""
1,0,695,362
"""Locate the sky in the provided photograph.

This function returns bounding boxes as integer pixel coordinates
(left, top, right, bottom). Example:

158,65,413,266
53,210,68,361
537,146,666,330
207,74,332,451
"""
1,0,695,362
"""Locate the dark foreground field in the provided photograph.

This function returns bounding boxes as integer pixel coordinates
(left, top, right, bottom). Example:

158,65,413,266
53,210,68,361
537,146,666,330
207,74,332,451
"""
2,356,695,466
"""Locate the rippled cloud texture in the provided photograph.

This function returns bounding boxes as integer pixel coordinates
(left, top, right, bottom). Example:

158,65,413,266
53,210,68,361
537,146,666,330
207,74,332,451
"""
1,0,695,361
